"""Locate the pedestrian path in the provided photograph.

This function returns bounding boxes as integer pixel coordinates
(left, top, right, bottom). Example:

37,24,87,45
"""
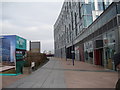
56,57,118,88
7,59,66,88
6,57,118,88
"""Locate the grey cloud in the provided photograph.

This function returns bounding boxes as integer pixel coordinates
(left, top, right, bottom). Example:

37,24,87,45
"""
1,2,63,52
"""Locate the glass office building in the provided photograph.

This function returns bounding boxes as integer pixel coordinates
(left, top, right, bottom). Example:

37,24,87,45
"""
54,0,119,70
77,2,120,70
0,35,27,73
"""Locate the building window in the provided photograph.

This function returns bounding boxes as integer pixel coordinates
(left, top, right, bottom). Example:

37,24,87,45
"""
69,2,71,9
118,16,120,26
75,12,77,36
81,4,92,16
90,0,95,10
71,12,73,30
78,2,82,19
83,15,93,28
117,4,120,14
98,0,104,10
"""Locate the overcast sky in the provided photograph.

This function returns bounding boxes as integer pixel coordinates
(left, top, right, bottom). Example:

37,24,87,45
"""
0,1,63,53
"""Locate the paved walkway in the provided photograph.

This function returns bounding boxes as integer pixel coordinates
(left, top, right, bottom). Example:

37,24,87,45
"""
2,74,28,88
59,58,118,88
7,59,66,88
5,57,118,88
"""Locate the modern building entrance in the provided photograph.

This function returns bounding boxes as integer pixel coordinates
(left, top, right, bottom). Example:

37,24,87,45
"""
94,48,104,66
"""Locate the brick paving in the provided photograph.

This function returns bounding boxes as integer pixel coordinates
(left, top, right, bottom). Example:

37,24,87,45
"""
56,57,118,88
1,73,28,88
2,57,118,88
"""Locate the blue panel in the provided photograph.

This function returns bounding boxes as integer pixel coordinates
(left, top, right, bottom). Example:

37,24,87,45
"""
1,35,16,62
2,38,10,61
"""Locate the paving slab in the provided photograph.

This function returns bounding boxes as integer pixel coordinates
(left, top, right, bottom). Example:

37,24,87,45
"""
6,59,66,88
4,57,118,88
58,58,118,88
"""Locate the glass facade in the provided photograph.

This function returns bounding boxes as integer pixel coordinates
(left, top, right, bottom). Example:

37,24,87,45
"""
104,1,112,9
117,3,120,14
80,0,113,29
1,38,10,61
54,0,119,70
81,4,92,15
83,15,93,27
84,40,94,64
103,31,116,70
2,35,16,62
98,0,104,10
87,4,117,36
90,1,95,10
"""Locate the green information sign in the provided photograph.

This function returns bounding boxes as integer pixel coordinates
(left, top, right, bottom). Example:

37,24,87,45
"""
16,36,26,50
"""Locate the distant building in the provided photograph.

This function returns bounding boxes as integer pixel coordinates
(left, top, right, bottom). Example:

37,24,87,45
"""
0,35,27,73
30,41,41,53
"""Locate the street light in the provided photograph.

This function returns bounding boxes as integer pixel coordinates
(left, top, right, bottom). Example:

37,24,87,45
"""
71,30,74,66
71,11,74,66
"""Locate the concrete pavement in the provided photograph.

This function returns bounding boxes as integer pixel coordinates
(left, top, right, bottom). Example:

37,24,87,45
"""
2,74,28,88
7,59,66,88
5,57,118,88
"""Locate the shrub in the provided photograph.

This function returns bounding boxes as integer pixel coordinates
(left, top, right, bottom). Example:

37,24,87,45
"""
24,51,48,69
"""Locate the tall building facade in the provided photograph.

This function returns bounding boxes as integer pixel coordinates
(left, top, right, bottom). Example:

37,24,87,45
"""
54,0,120,70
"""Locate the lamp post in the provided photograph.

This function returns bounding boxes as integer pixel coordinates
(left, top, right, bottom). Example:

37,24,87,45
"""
71,11,74,66
65,46,67,61
71,31,74,66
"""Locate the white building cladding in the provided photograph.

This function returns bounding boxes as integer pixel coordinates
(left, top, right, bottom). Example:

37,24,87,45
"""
54,0,120,70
